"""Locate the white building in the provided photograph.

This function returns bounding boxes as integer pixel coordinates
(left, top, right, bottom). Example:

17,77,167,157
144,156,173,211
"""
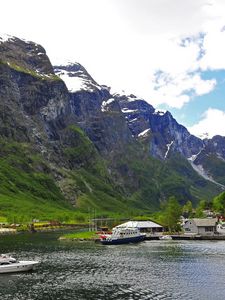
116,220,163,234
183,218,217,236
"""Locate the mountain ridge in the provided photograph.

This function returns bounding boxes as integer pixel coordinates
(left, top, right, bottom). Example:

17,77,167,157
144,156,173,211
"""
0,34,224,220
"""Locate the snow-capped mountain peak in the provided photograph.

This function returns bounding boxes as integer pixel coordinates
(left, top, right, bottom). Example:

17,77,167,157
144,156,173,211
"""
54,63,102,93
0,33,13,44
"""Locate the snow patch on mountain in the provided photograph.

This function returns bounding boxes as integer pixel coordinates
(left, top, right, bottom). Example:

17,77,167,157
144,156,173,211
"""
129,118,138,123
190,162,225,188
138,128,151,137
55,70,86,92
121,108,138,114
54,65,102,93
126,94,142,102
188,149,203,162
101,98,115,112
153,109,167,116
165,141,174,158
0,34,13,44
0,34,34,45
112,91,145,103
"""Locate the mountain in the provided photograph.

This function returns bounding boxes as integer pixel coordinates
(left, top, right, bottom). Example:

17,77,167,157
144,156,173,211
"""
189,135,225,187
53,63,223,206
0,35,223,221
114,93,204,160
113,92,225,190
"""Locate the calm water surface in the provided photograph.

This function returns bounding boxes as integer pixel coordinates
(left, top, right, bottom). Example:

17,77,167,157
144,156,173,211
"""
0,232,225,299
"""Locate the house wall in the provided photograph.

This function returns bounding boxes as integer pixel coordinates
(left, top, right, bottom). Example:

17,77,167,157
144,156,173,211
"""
139,227,163,233
198,226,216,236
183,220,216,235
183,220,198,233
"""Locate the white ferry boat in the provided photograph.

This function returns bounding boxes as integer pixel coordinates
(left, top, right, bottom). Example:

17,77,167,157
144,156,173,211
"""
216,222,225,234
0,254,39,274
100,226,146,245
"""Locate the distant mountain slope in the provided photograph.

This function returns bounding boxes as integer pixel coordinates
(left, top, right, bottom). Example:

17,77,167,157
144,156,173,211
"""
190,136,225,187
114,92,204,160
54,63,223,205
0,35,223,220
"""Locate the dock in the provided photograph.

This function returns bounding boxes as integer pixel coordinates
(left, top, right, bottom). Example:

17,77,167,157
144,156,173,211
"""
0,228,17,235
145,234,225,241
172,234,225,240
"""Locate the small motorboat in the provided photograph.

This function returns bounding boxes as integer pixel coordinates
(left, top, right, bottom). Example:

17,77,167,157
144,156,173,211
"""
99,226,146,245
0,254,39,274
159,235,172,240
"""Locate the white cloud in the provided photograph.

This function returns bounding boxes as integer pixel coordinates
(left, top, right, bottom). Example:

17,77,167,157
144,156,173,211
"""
113,0,211,36
199,29,225,70
147,72,216,108
188,108,225,138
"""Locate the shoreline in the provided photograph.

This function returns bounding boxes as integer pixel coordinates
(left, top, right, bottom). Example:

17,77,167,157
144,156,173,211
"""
0,225,89,236
145,234,225,240
2,228,225,241
60,233,225,242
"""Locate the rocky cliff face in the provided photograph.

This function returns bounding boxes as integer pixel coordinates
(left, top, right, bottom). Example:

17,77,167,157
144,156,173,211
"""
113,92,225,188
203,135,225,159
189,136,225,186
53,62,224,202
0,35,71,146
54,63,134,156
0,35,223,220
114,93,204,160
0,36,137,217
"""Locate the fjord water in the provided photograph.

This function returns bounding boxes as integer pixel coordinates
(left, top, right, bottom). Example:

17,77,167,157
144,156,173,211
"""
0,233,225,300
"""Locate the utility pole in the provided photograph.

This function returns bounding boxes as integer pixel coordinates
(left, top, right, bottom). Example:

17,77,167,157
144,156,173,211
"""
88,208,91,232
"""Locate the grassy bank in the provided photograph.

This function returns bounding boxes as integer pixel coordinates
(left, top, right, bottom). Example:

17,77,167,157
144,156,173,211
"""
59,231,99,241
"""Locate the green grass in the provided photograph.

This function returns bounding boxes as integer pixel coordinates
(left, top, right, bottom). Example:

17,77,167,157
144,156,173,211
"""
61,231,98,240
63,125,97,166
0,216,7,223
200,154,225,185
0,139,76,222
0,60,61,81
0,137,139,222
0,126,222,224
164,154,222,204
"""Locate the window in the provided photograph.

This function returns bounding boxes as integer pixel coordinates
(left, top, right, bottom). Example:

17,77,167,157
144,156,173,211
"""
205,226,214,232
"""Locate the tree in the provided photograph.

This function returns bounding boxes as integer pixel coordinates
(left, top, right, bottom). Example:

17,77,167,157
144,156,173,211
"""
182,200,193,218
195,199,207,218
212,192,225,214
160,196,182,232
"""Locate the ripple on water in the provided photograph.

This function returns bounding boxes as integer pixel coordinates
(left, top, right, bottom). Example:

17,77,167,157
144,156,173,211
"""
1,235,225,299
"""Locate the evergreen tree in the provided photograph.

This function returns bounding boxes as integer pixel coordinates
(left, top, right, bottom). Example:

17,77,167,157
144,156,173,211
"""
160,196,182,232
182,200,193,218
212,191,225,214
195,199,207,218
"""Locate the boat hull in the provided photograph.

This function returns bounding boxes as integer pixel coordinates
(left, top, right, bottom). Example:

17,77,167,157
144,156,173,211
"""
100,235,145,245
0,261,39,274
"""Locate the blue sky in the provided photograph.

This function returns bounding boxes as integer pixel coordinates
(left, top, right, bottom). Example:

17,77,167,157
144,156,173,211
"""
165,69,225,138
161,70,225,127
1,0,225,138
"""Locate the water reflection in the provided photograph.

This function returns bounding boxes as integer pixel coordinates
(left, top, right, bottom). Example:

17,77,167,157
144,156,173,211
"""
0,233,225,299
